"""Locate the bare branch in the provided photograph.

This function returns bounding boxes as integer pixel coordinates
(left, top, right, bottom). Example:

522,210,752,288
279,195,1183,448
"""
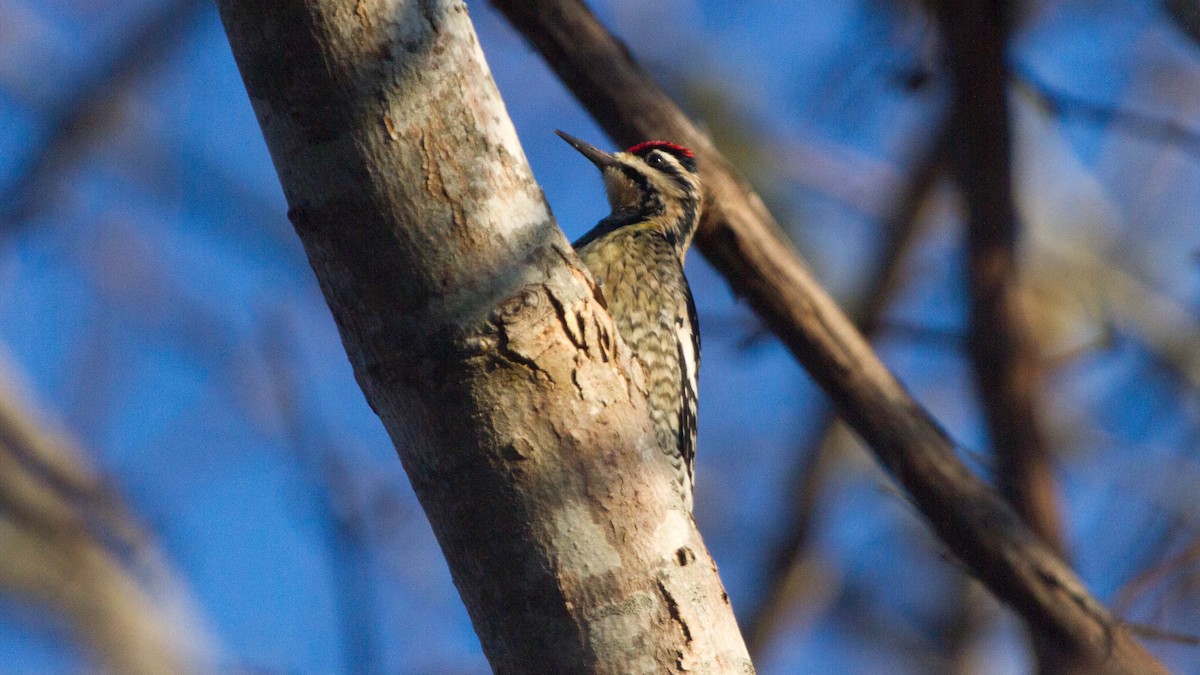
935,0,1067,563
1014,65,1200,159
489,0,1167,670
1166,0,1200,51
0,377,210,673
746,127,947,657
934,2,1071,668
0,0,211,222
1116,532,1200,616
1125,623,1200,646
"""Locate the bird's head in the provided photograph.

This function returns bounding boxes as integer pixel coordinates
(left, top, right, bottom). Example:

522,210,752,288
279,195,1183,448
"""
556,130,702,253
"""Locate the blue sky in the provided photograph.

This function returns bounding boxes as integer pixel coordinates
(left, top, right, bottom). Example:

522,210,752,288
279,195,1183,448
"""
1,0,1199,673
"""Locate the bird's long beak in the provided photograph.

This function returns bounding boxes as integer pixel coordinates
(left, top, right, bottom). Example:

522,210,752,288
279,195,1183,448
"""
555,130,617,169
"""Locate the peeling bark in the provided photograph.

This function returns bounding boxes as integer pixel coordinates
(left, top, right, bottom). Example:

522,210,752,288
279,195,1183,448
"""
216,0,752,671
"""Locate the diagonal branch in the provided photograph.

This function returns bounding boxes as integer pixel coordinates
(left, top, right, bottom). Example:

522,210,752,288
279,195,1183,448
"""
934,0,1067,568
489,0,1166,670
0,0,211,222
934,1,1071,669
745,127,948,658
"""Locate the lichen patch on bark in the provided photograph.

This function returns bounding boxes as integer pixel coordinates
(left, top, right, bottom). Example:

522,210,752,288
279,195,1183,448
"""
586,592,661,673
653,507,691,561
552,504,622,579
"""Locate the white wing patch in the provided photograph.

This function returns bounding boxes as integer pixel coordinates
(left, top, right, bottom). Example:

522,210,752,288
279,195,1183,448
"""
676,316,698,396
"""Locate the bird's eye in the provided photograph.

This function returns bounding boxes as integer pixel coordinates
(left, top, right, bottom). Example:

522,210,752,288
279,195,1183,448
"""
648,153,667,168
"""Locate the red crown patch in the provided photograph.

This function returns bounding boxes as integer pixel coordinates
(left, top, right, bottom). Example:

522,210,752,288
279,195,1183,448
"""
625,141,694,158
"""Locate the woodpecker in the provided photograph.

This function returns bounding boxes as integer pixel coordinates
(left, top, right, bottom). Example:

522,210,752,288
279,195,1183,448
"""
555,130,702,511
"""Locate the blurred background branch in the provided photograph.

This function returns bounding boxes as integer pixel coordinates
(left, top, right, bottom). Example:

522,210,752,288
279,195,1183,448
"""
490,0,1166,670
1166,0,1200,46
0,0,211,222
937,0,1067,553
0,367,209,673
1,0,1199,671
1015,66,1200,159
935,1,1070,669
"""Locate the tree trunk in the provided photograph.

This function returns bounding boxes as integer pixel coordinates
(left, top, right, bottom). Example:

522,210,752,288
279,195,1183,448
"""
215,0,753,672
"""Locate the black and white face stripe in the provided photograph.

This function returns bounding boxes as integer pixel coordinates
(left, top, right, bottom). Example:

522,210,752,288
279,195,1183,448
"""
621,150,700,205
643,150,696,191
633,144,698,173
590,149,701,253
603,163,663,217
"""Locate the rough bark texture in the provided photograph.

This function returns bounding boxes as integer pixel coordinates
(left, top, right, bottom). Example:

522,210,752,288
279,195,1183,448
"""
489,0,1168,671
216,1,752,672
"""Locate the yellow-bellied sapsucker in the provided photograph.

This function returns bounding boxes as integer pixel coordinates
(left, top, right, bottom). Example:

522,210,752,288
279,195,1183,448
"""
556,130,702,512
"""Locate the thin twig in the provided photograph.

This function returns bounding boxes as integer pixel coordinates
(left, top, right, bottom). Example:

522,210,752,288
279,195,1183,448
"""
1125,622,1200,646
1013,64,1200,160
1116,532,1200,616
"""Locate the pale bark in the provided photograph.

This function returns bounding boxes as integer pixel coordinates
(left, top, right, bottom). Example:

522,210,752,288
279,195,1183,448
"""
216,1,752,672
489,1,1168,671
